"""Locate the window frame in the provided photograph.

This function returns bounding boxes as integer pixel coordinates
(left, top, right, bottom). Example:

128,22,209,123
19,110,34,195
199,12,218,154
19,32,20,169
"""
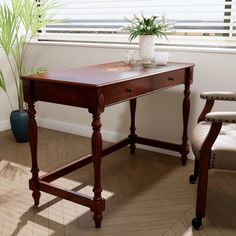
37,0,236,49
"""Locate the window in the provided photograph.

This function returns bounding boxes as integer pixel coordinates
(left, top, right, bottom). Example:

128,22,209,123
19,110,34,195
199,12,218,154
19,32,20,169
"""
38,0,236,48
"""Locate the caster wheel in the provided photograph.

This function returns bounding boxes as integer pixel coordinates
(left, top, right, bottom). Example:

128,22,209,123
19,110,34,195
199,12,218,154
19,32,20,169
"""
189,175,197,184
192,218,202,229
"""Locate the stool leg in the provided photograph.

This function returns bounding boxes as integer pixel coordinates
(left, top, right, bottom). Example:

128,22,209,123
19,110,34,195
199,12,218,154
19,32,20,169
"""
194,153,209,228
192,122,222,229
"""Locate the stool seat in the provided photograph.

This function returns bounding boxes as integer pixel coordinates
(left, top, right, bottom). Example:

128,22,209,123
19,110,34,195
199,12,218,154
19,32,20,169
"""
189,91,236,229
192,122,236,170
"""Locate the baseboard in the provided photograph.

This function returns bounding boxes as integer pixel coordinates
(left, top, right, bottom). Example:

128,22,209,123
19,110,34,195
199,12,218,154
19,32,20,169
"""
36,117,194,160
0,120,10,132
37,117,126,142
0,117,194,160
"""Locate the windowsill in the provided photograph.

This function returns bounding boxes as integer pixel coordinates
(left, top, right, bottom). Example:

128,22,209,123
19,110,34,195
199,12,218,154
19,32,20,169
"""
27,33,236,54
29,39,236,54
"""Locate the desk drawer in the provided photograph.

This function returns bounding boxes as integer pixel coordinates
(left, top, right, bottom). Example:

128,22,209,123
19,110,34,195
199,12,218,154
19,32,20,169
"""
152,69,185,90
101,76,152,106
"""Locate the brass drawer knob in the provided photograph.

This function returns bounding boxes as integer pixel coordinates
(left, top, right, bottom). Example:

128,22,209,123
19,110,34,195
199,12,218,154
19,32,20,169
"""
168,77,175,81
126,88,133,93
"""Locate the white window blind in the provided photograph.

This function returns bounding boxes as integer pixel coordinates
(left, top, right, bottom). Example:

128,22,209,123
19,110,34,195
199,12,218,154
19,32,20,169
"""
39,0,236,47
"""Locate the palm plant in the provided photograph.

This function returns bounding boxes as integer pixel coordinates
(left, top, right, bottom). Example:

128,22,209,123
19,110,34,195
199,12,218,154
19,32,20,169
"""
124,14,173,41
0,0,58,112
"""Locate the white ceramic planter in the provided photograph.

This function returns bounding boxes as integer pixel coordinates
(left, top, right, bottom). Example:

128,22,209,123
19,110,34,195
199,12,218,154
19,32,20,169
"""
139,35,155,63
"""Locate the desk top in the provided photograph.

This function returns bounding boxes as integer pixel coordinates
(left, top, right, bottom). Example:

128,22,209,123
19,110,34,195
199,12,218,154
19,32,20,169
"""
21,61,194,87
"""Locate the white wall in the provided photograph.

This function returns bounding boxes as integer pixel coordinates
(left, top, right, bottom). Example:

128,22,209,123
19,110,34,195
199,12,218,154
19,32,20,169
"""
1,43,236,157
0,49,18,130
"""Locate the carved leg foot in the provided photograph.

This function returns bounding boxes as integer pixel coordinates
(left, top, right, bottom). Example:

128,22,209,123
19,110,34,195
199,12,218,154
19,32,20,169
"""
32,190,41,206
93,212,103,228
181,156,187,166
129,143,136,155
29,179,41,206
180,144,189,166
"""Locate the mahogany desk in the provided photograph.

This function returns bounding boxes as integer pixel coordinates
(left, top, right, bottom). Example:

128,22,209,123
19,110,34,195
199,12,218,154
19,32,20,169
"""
22,61,194,228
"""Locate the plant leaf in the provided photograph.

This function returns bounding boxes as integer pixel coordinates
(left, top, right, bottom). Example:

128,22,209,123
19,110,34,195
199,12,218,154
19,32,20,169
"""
123,13,173,41
0,70,6,92
0,0,60,110
0,4,20,55
23,67,47,76
20,0,61,37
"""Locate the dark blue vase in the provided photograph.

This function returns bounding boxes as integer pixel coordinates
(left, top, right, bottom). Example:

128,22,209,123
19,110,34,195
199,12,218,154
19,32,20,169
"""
10,110,29,143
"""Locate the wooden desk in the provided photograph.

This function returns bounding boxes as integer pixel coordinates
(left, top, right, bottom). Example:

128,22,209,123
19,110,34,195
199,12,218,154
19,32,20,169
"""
22,61,194,228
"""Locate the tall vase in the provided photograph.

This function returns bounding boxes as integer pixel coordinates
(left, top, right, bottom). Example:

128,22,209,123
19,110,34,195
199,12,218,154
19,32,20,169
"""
139,35,155,64
10,110,29,143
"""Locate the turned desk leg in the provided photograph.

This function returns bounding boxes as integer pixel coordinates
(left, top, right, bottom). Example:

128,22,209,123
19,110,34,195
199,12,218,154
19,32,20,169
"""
129,98,137,154
181,69,192,165
28,102,41,206
91,112,105,228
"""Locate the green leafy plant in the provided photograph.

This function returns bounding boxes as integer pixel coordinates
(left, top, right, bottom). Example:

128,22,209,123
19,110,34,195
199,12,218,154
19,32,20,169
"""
123,14,173,41
0,0,59,112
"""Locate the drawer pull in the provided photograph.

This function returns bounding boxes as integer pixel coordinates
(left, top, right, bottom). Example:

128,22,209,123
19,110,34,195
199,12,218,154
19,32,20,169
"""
168,77,175,81
126,88,133,93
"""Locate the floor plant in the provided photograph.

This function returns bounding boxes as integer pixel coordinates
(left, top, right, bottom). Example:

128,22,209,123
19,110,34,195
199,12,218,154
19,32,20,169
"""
0,0,59,142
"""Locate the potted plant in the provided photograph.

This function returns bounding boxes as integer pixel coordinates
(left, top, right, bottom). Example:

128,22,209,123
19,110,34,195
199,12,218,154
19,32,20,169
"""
124,14,173,63
0,0,58,142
